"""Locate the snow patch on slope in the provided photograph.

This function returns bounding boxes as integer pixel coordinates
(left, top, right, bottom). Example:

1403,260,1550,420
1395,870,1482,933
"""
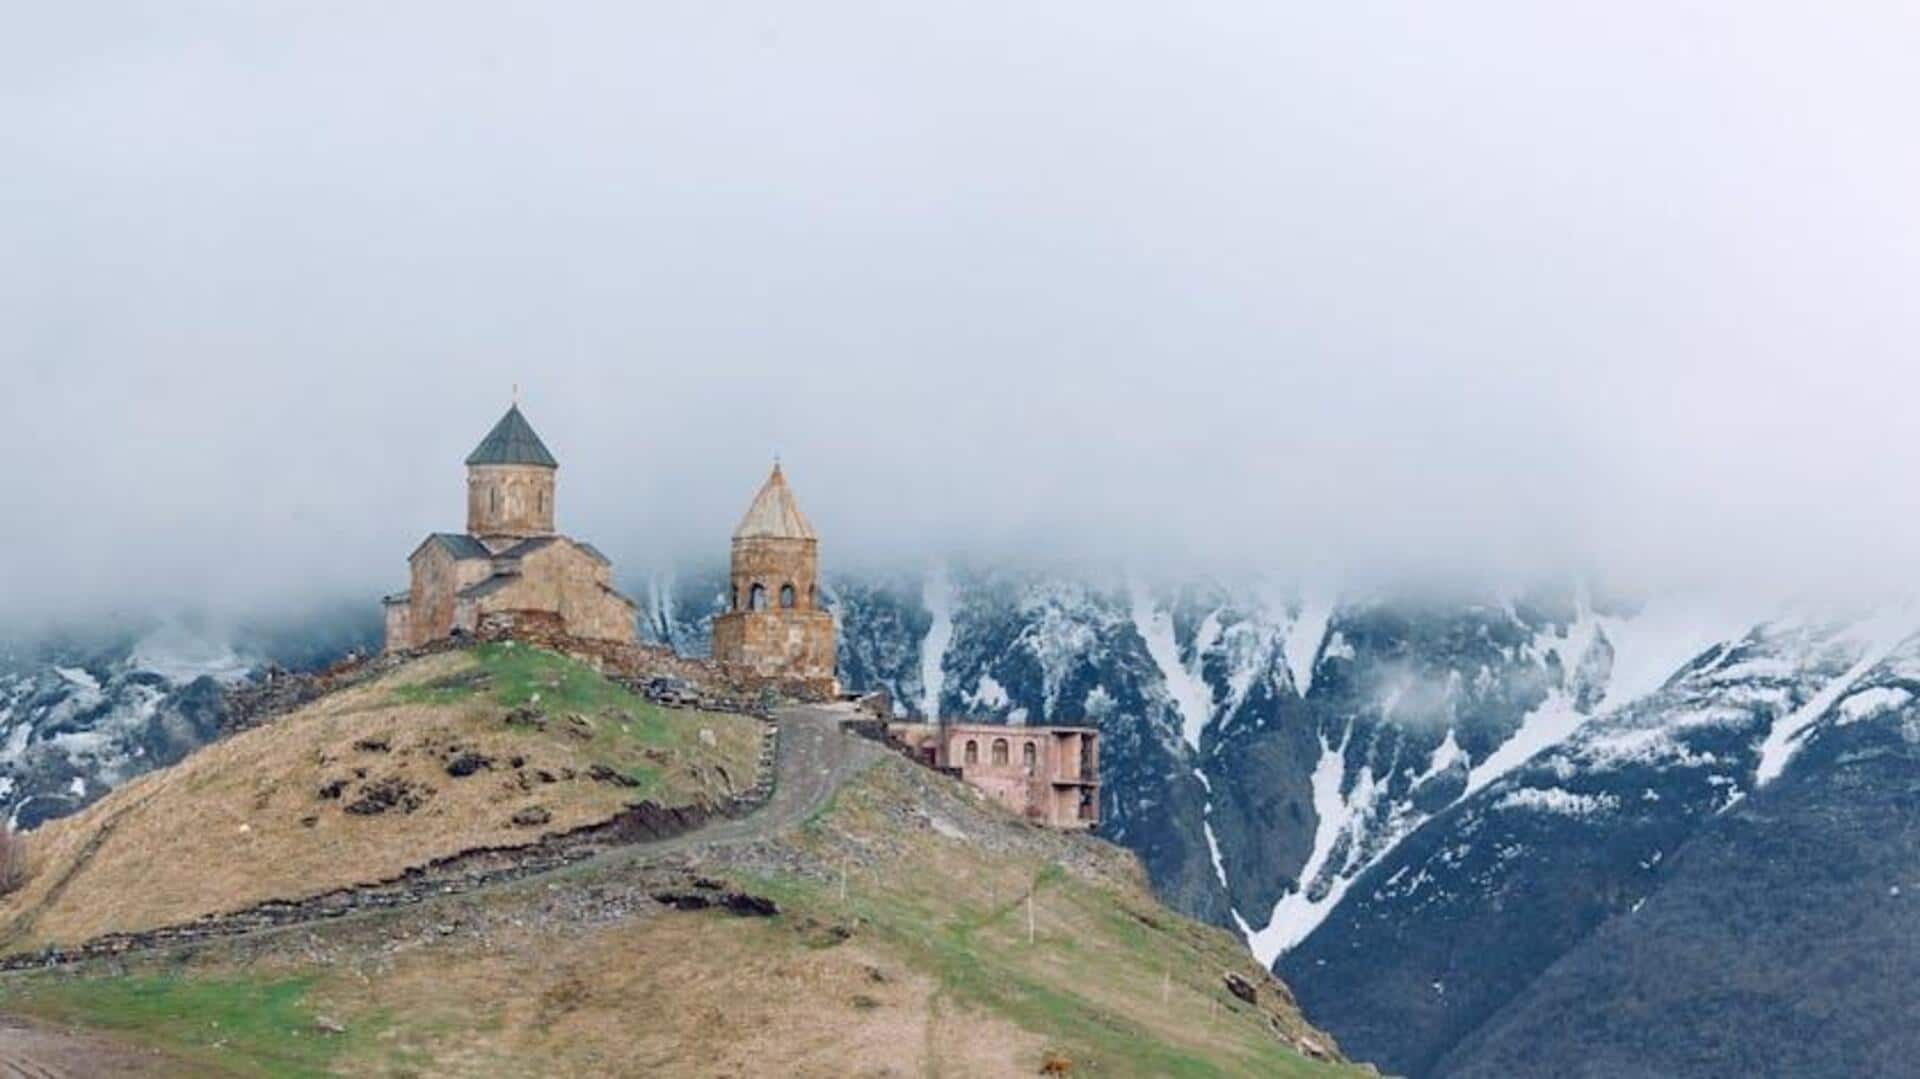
1836,686,1912,726
968,675,1009,710
1283,589,1335,696
919,564,955,719
1418,728,1467,783
1495,787,1620,816
1466,592,1605,797
1755,608,1914,785
128,624,253,685
1241,724,1379,965
1590,595,1768,715
54,667,100,693
1129,581,1214,749
645,570,679,647
1203,818,1230,888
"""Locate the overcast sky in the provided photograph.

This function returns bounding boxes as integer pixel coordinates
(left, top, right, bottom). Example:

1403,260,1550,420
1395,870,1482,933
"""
5,3,1919,625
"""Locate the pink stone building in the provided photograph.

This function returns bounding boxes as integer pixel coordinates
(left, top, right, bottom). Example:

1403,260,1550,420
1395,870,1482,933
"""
887,721,1099,829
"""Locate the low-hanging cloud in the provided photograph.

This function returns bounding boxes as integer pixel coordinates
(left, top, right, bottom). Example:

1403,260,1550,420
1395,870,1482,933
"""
5,2,1920,628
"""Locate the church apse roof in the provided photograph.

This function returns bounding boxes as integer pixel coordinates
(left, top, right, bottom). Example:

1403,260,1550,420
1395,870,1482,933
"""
733,464,817,541
466,404,558,468
411,532,492,562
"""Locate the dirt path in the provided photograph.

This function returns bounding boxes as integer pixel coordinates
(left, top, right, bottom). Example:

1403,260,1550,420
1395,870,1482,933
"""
594,701,879,862
0,1016,180,1078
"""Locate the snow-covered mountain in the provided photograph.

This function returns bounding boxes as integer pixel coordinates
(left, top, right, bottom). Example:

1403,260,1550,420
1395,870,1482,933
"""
1282,612,1920,1077
638,569,1730,931
5,572,1910,1077
644,565,1913,1077
0,613,378,830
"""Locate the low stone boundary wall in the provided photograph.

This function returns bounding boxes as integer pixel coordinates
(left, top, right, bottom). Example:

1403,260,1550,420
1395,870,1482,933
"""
225,624,832,738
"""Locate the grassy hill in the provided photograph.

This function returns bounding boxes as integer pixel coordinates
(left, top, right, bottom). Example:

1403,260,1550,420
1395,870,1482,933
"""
0,642,762,952
0,645,1366,1077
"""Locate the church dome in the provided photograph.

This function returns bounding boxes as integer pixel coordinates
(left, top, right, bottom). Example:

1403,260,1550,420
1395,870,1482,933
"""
466,405,558,468
733,464,817,541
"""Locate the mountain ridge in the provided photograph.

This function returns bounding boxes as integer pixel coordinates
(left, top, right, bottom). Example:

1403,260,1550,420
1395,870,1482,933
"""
3,570,1910,1076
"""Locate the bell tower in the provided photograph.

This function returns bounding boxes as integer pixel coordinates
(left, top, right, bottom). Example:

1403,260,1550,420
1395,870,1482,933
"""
464,403,557,543
711,464,837,689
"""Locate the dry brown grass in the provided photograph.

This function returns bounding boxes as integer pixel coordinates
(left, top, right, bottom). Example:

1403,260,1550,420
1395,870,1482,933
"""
743,757,1352,1077
304,910,1044,1077
0,650,762,953
0,723,1359,1078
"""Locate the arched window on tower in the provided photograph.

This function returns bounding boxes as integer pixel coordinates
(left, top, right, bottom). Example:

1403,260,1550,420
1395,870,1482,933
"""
964,740,979,766
490,488,500,514
749,583,767,611
780,584,796,609
538,489,546,516
730,586,739,612
991,738,1009,766
808,584,816,608
1023,741,1037,775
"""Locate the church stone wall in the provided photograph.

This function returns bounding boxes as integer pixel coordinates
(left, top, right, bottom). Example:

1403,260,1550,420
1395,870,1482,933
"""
404,546,462,649
726,536,820,612
384,408,637,654
467,464,556,539
713,526,836,685
711,608,836,681
390,537,632,653
383,602,412,651
489,542,635,644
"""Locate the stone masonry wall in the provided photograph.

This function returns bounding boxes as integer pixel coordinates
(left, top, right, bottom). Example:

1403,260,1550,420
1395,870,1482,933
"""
726,536,820,613
711,609,836,683
473,541,634,644
466,463,556,539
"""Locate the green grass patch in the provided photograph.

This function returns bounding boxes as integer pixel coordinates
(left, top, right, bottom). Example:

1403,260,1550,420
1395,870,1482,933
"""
0,973,369,1077
391,644,761,796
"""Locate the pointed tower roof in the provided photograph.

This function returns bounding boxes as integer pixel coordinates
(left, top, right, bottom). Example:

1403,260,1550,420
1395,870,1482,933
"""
465,404,558,468
733,464,817,541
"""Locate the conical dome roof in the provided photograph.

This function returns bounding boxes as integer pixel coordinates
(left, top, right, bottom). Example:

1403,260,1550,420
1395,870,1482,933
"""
733,464,817,541
465,405,557,468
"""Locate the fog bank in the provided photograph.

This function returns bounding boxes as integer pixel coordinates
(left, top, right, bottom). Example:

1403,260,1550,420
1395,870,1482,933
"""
5,3,1919,626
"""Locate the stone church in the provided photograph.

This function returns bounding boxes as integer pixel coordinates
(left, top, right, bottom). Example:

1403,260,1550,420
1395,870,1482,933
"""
382,405,637,652
710,464,838,690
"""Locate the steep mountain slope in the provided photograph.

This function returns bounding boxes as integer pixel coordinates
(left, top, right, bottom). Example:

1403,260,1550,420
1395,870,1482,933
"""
0,656,226,830
1281,616,1917,1076
1433,628,1920,1078
0,613,379,830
